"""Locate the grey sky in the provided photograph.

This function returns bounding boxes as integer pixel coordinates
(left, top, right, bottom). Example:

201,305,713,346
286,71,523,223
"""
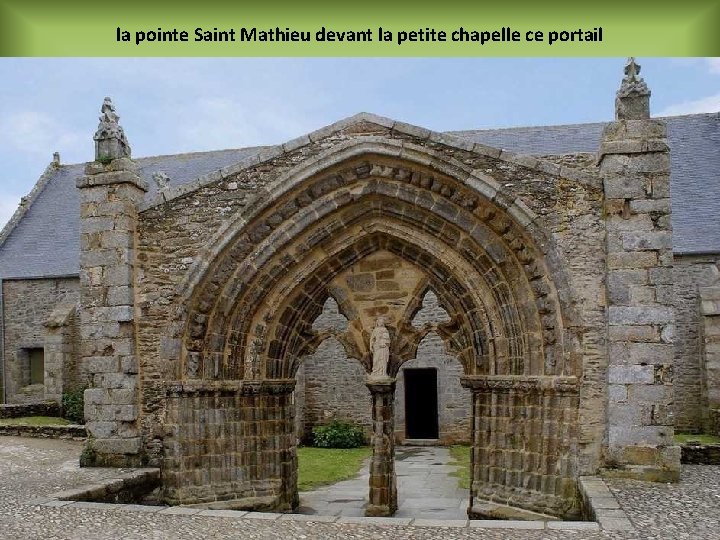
1,57,718,228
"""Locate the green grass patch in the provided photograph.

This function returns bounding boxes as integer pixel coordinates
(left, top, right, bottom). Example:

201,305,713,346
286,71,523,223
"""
0,416,71,426
297,446,371,491
448,445,471,490
674,433,720,444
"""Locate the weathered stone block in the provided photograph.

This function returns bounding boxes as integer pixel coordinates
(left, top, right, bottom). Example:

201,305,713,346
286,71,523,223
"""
621,232,672,251
609,342,673,365
93,437,142,455
608,325,659,343
608,365,654,384
607,252,658,270
608,306,673,326
603,176,647,199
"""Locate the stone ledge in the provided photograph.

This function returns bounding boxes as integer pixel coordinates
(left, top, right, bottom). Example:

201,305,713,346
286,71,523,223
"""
0,424,86,440
0,401,60,419
578,476,635,531
166,379,296,396
460,375,579,394
48,468,160,504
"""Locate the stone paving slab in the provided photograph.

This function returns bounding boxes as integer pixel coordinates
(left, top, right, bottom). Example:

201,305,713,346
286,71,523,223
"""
469,519,544,529
412,519,469,528
157,506,202,516
198,509,249,518
546,521,601,530
279,513,339,522
337,516,413,525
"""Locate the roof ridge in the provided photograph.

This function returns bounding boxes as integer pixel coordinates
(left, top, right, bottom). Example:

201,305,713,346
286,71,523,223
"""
132,145,272,164
446,111,719,134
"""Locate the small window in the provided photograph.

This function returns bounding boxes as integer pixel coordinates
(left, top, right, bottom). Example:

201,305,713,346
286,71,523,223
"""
28,348,44,385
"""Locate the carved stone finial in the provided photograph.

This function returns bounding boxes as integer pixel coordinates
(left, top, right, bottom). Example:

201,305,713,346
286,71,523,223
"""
152,171,171,191
615,57,651,120
52,152,60,166
93,97,131,161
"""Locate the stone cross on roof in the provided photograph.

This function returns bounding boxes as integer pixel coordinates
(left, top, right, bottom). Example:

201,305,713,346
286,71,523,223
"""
93,97,131,161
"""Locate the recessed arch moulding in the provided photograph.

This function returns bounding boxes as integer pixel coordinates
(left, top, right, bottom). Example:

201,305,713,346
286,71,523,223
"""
132,133,606,518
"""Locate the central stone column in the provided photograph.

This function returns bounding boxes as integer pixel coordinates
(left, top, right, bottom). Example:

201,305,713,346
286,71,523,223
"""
365,378,397,517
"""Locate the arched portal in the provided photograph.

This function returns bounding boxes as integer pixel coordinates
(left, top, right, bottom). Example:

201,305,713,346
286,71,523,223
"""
162,141,582,519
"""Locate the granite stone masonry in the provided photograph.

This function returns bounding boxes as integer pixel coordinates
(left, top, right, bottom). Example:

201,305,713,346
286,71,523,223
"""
1,60,718,521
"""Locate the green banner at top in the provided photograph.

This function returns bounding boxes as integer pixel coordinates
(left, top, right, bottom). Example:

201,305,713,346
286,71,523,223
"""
1,0,719,56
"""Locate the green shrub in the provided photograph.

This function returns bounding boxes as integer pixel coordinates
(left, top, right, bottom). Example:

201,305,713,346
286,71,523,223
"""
62,387,86,424
312,420,366,448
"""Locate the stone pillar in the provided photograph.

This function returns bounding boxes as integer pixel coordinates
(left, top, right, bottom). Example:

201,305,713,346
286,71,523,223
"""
600,59,680,481
700,285,720,435
77,98,148,467
365,379,397,517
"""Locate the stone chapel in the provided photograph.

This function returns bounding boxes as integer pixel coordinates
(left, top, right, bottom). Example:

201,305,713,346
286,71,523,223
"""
0,59,719,518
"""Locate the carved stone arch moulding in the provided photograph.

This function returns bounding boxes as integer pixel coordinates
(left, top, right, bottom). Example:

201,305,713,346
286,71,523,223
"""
176,143,579,383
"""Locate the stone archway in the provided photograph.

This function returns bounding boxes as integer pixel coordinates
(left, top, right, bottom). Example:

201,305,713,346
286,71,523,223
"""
161,141,582,518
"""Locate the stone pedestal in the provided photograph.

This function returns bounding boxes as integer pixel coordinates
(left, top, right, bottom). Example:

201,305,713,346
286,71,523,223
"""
365,378,397,517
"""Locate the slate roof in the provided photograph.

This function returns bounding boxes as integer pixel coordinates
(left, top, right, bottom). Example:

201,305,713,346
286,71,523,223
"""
0,113,717,280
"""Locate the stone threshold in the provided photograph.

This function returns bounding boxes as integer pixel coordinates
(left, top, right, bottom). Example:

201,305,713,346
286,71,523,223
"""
27,473,632,532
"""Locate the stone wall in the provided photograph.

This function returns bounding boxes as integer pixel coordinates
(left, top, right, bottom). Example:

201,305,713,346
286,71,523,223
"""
673,255,719,432
2,277,79,403
295,338,371,441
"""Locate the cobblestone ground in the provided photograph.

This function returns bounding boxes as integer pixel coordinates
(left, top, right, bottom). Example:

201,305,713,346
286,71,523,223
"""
1,436,718,540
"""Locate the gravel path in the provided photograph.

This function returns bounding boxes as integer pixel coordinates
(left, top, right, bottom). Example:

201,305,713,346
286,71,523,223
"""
1,436,718,539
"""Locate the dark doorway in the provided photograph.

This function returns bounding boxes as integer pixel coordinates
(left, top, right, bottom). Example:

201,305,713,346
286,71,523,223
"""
404,368,439,439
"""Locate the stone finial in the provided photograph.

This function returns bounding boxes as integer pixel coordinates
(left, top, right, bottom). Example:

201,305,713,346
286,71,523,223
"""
152,171,171,191
93,97,131,161
52,152,60,166
615,58,651,120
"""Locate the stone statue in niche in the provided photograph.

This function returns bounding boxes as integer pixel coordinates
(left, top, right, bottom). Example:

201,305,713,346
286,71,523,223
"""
244,339,260,380
369,316,391,379
186,352,200,379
